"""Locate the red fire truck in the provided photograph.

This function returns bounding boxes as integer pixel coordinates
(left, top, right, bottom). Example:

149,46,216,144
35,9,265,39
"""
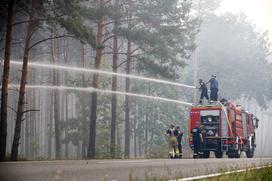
189,101,259,158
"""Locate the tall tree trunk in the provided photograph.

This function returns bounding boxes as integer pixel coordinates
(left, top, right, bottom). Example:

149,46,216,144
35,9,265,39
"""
79,41,87,159
64,94,69,159
138,131,142,157
0,0,16,161
48,90,53,159
25,94,30,159
144,111,148,156
88,0,104,159
144,84,150,157
77,145,80,159
133,105,137,158
124,35,131,159
150,108,157,144
124,0,133,158
110,0,119,157
63,39,69,159
10,0,35,161
51,36,61,159
37,83,41,157
116,120,121,156
30,72,36,160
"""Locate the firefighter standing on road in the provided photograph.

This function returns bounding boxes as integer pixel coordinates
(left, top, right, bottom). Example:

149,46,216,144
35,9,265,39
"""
191,125,204,158
207,75,218,101
174,126,183,157
166,125,178,156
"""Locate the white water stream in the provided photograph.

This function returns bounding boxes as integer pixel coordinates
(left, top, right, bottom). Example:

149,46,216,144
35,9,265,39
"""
10,60,196,89
9,84,193,106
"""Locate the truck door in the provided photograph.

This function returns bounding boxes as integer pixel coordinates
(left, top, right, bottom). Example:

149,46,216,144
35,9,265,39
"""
221,110,228,138
242,112,248,139
189,110,200,145
190,110,200,129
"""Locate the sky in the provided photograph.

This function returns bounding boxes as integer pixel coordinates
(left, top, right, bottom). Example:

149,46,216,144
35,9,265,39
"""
217,0,272,43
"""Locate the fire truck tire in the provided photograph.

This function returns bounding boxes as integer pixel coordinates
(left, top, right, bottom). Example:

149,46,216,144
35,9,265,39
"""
234,148,241,158
246,149,254,158
227,152,235,158
203,151,210,158
246,136,255,158
215,150,223,158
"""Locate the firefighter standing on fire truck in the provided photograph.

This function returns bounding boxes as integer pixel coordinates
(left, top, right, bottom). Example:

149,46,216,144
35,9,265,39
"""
207,75,218,101
198,79,209,104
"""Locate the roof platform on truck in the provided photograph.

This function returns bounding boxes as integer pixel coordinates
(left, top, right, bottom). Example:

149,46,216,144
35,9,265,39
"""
192,101,225,107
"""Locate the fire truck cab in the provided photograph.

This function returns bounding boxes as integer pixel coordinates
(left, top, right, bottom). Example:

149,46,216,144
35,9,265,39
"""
189,101,259,158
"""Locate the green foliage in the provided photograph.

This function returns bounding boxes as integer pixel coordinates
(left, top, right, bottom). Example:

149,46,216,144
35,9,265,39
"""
95,83,124,158
30,140,40,154
47,0,197,159
61,69,124,158
15,0,97,48
130,82,188,157
111,1,198,158
59,117,85,146
49,0,96,47
115,0,198,80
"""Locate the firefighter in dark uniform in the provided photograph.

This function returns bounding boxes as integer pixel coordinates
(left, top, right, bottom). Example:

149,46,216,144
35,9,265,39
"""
166,125,178,156
174,126,183,158
207,75,219,101
200,125,206,156
198,79,209,104
191,125,204,158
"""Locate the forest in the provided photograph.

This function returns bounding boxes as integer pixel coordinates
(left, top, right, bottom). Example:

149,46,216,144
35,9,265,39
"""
0,0,271,161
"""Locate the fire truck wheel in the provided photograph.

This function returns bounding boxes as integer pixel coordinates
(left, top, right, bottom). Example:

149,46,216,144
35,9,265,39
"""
227,152,235,158
246,136,255,158
215,150,223,158
203,151,210,158
246,149,254,158
234,148,241,158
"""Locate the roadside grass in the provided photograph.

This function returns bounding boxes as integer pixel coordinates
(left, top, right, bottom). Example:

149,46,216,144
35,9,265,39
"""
129,164,272,181
201,166,272,181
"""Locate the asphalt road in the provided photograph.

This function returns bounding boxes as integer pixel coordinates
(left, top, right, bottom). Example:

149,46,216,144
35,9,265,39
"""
1,157,272,181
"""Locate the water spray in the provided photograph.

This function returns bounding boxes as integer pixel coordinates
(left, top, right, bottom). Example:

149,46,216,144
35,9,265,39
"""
9,84,193,106
9,60,197,89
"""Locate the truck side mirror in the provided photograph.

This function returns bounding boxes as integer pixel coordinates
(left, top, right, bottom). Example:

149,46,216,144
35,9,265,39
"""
254,118,259,128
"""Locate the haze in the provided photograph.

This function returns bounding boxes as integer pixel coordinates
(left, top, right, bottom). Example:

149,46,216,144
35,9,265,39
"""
218,0,272,43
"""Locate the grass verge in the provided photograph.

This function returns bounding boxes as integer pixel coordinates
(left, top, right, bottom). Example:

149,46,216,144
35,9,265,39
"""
202,166,272,181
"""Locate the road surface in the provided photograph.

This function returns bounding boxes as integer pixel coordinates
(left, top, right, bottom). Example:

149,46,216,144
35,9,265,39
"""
1,157,272,181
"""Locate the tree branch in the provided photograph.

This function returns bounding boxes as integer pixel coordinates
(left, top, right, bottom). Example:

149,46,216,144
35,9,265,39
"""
0,42,24,53
103,18,141,27
102,35,115,44
28,35,74,50
8,105,17,113
118,60,127,67
102,51,128,56
12,18,46,26
103,0,112,6
22,109,40,114
131,46,141,54
118,57,137,67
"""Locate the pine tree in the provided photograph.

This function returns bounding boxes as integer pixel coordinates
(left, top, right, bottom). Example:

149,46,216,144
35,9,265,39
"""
10,0,36,161
110,0,120,159
115,0,198,158
9,0,97,160
0,0,16,161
